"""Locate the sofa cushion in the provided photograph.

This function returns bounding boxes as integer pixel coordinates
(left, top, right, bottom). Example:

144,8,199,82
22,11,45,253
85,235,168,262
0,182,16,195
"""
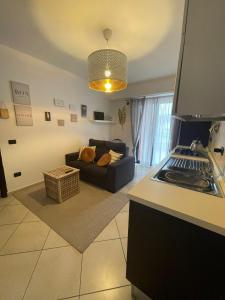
68,160,90,171
89,139,109,161
89,139,126,160
109,149,123,164
80,147,96,163
69,160,107,178
106,141,126,157
78,145,96,159
84,163,107,178
97,153,111,167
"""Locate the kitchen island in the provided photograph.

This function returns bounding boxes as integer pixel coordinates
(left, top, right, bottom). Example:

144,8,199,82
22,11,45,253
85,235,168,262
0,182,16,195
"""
127,153,225,300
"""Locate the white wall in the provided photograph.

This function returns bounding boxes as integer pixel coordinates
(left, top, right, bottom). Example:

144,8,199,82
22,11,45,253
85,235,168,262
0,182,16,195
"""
109,75,175,154
109,75,175,100
0,45,110,192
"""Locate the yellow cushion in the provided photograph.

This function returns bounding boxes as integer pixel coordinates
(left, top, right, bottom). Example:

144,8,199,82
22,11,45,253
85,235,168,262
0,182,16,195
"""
97,153,111,167
80,147,96,163
78,145,96,160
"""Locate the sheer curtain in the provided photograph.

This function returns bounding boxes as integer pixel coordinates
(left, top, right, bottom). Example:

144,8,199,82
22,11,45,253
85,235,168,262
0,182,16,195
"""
130,97,146,160
138,95,173,166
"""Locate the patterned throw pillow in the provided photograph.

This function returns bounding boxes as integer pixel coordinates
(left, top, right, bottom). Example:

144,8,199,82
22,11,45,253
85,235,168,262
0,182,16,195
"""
80,147,96,163
78,146,96,160
109,149,123,164
97,153,111,167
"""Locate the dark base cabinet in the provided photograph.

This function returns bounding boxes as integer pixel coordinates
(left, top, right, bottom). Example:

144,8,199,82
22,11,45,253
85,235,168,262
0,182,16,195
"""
126,201,225,300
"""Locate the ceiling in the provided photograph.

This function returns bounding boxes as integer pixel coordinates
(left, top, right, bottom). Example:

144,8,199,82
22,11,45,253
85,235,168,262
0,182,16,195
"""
0,0,185,83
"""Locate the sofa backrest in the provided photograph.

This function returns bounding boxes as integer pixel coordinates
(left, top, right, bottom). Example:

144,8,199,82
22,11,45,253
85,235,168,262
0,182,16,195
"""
89,139,127,161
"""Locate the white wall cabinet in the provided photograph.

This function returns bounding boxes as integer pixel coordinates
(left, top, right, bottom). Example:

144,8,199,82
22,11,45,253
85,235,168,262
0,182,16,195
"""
173,0,225,119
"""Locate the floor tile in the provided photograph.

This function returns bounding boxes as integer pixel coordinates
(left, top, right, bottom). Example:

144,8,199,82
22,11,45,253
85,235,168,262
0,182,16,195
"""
23,211,40,222
0,196,14,206
81,239,129,294
1,221,49,255
80,286,132,299
115,212,129,238
23,246,82,300
120,202,129,213
95,219,119,242
121,238,128,260
0,224,18,250
44,229,68,249
0,251,40,300
8,197,21,205
0,205,28,225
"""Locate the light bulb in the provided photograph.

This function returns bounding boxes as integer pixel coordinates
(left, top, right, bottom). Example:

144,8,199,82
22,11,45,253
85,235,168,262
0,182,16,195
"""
105,82,112,91
104,69,111,78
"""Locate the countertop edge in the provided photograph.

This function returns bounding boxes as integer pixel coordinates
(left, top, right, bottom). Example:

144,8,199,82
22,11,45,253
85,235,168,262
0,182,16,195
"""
128,150,225,237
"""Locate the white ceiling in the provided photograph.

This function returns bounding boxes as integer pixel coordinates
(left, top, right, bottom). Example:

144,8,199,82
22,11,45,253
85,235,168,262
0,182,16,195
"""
0,0,185,83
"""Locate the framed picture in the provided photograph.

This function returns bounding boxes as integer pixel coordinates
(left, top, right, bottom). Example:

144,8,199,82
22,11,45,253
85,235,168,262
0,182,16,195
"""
57,119,65,126
14,105,33,126
11,81,31,105
69,104,76,111
81,104,87,118
45,112,51,121
71,113,77,122
54,98,65,107
0,102,9,119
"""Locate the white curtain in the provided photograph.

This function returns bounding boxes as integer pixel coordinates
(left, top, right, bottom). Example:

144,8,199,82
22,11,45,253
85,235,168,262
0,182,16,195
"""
139,95,173,166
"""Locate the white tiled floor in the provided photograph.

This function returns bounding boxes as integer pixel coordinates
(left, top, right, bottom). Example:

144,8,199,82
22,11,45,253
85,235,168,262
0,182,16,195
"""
0,165,150,300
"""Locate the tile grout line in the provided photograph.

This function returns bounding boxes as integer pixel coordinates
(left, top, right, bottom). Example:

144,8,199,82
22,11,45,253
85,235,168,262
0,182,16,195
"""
79,284,131,297
0,204,43,254
58,284,131,300
78,252,83,297
93,237,121,243
0,220,40,228
21,226,51,300
21,249,42,300
0,203,28,227
42,227,51,250
0,222,21,253
0,248,43,257
114,216,127,263
0,244,71,257
0,221,21,227
21,209,33,223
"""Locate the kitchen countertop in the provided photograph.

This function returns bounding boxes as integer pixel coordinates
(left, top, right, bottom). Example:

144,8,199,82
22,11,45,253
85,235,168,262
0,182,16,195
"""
128,151,225,237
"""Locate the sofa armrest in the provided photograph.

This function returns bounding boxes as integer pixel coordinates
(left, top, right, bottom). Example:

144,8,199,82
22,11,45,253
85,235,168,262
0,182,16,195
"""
65,152,79,165
106,156,135,193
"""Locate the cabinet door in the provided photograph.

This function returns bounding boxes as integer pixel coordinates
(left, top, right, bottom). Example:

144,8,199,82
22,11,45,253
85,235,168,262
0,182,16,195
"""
174,0,225,116
127,201,225,300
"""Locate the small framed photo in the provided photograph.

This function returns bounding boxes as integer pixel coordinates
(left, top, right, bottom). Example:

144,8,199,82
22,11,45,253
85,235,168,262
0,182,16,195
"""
69,104,76,111
57,119,65,126
81,104,87,118
71,113,77,122
14,105,33,126
45,112,51,121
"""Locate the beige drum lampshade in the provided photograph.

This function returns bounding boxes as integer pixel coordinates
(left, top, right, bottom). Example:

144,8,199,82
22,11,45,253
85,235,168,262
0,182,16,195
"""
88,29,127,93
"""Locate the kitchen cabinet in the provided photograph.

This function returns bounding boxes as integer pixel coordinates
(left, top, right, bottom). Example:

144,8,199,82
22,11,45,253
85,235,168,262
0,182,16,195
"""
126,200,225,300
173,0,225,119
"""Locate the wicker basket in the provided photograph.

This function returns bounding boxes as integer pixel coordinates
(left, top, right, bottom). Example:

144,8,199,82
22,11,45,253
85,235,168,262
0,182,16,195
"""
43,166,80,203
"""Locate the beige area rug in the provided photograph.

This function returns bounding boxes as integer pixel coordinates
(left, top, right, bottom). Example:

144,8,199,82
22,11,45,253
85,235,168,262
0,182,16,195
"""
14,181,128,253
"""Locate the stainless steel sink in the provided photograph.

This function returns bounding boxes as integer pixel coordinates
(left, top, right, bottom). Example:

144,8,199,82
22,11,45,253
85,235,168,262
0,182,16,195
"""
153,157,223,197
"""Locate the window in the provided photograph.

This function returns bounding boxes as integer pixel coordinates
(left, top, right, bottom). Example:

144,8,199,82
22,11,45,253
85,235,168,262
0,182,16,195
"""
138,95,173,166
